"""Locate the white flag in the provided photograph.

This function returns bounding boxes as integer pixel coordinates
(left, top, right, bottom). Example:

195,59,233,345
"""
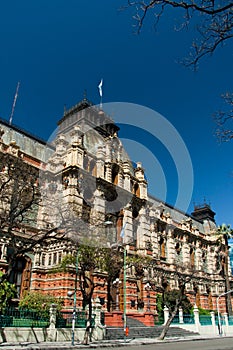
98,79,103,97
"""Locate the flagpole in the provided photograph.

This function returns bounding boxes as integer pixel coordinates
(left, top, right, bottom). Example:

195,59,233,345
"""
9,81,20,125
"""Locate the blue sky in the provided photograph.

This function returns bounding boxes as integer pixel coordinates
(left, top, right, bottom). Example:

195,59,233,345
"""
0,0,232,226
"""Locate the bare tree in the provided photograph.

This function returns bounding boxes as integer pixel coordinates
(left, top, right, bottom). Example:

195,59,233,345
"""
126,0,233,67
214,93,233,142
0,149,67,284
125,1,233,140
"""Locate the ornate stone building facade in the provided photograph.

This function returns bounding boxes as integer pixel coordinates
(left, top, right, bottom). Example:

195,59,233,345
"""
0,99,231,317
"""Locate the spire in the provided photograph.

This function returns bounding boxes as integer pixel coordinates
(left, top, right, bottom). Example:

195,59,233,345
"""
83,89,87,101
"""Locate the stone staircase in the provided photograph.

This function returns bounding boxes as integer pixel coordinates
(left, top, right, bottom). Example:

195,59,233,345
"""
105,317,199,340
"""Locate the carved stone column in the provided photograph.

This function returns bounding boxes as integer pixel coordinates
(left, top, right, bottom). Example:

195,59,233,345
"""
123,206,133,243
166,227,175,264
182,236,190,265
96,146,105,179
137,207,150,250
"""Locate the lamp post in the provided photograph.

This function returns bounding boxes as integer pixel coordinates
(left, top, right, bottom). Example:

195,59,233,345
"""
145,282,151,311
217,288,233,336
123,246,127,342
109,239,130,342
113,278,122,311
67,252,79,346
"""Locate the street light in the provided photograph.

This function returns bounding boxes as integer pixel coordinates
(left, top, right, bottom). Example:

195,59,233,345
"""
145,282,152,311
123,246,127,342
67,252,79,346
109,241,127,342
113,278,122,311
109,237,133,342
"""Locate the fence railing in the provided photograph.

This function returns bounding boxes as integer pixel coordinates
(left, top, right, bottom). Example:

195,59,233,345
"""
199,315,212,326
0,309,49,328
228,316,233,326
0,308,96,329
171,315,179,324
183,315,195,324
56,310,95,329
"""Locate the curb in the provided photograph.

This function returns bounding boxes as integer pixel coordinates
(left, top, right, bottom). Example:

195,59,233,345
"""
1,335,233,349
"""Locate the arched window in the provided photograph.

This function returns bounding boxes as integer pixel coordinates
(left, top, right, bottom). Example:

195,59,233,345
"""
9,256,32,298
133,183,140,197
83,156,89,172
48,253,52,265
190,247,195,268
202,252,208,272
53,252,57,265
112,164,119,185
159,237,166,260
175,243,182,263
41,253,46,266
206,286,213,310
89,159,96,176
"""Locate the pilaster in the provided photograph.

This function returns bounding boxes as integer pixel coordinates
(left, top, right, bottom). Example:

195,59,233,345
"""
122,162,131,192
123,206,133,243
182,236,190,265
166,227,175,264
137,207,151,250
96,146,105,178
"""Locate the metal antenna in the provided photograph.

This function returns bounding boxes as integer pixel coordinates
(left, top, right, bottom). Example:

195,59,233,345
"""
9,81,20,125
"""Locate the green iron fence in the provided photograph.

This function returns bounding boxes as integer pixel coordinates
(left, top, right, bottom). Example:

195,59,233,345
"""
171,315,179,324
228,316,233,325
0,308,49,328
183,315,195,324
56,310,95,328
199,315,212,326
0,308,96,329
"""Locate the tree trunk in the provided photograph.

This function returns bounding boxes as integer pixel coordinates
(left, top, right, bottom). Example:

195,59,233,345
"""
82,299,92,345
83,285,94,345
158,304,179,340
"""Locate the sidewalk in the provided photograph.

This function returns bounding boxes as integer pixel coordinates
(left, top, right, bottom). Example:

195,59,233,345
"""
0,334,230,350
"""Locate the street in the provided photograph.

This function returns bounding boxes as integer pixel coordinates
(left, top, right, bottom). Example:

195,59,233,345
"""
100,338,233,350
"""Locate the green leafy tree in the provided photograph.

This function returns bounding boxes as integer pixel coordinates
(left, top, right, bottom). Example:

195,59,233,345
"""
156,289,192,324
158,281,189,339
100,247,124,312
57,244,106,345
163,289,192,315
151,264,198,340
0,272,17,313
196,307,211,315
19,291,62,318
127,253,153,309
156,294,164,323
